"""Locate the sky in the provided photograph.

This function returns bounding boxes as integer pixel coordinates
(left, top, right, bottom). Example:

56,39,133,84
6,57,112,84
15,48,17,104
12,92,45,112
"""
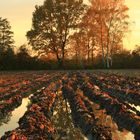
124,0,140,50
0,0,140,50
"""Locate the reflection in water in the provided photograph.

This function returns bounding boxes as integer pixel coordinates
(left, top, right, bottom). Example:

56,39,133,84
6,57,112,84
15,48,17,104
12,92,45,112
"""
0,113,12,126
53,90,135,140
129,104,140,112
85,98,135,140
0,97,30,137
53,92,87,140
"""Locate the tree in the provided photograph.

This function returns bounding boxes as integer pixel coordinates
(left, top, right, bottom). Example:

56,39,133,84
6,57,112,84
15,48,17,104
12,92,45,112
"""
15,44,30,69
133,45,140,56
0,17,14,52
86,0,129,68
0,17,15,69
1,47,15,70
27,0,87,67
69,31,86,67
69,25,94,67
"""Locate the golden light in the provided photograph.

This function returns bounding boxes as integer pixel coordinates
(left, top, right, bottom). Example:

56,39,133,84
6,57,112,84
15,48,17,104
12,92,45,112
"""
0,0,139,50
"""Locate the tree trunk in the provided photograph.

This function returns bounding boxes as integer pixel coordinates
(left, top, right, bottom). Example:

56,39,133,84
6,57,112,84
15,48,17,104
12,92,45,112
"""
75,49,78,65
106,44,110,69
101,45,106,68
100,19,106,68
60,44,65,68
87,46,90,65
58,59,63,68
55,52,63,68
106,56,110,69
99,2,106,68
91,46,94,64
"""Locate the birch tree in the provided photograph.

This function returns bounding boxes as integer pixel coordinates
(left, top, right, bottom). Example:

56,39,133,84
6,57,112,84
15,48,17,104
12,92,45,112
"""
87,0,129,68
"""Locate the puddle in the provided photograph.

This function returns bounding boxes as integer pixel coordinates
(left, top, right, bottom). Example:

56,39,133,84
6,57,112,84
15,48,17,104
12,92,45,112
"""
93,104,134,140
52,92,86,140
81,95,135,140
129,104,140,112
126,103,140,115
0,97,31,137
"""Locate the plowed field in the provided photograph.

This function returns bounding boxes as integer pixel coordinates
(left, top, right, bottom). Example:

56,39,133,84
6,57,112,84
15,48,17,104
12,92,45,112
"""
0,71,139,140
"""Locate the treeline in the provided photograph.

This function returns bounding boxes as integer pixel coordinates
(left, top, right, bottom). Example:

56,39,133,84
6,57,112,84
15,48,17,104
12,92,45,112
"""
0,45,46,70
0,45,139,70
63,48,140,69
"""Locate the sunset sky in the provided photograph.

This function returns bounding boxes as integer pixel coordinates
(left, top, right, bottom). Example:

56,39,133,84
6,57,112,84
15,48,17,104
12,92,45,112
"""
0,0,140,50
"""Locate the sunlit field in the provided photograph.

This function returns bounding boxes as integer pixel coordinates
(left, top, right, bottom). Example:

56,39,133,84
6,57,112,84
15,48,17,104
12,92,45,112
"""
0,70,139,140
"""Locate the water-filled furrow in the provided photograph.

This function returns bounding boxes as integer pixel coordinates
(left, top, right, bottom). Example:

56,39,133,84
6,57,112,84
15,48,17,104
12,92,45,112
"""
52,91,87,140
0,96,31,137
80,90,135,140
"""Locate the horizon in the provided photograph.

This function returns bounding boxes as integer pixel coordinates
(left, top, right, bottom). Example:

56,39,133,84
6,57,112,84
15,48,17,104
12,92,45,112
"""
0,0,140,50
